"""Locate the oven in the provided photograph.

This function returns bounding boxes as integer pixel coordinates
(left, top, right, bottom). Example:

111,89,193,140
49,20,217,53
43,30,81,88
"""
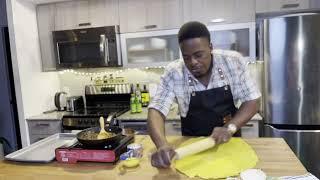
62,84,131,132
53,26,122,69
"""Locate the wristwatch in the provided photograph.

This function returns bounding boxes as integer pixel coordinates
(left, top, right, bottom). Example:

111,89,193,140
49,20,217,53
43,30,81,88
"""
227,123,237,135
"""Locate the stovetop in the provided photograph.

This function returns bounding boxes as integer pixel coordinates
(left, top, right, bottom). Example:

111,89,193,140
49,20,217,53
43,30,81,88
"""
55,135,134,163
62,107,129,130
67,107,129,117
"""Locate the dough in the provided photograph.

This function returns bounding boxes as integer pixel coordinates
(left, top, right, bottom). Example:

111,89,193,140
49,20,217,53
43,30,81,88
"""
174,137,258,179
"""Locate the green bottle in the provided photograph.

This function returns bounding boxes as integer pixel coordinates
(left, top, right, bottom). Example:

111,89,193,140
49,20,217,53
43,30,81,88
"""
141,84,150,107
130,93,137,113
135,84,142,113
130,84,137,113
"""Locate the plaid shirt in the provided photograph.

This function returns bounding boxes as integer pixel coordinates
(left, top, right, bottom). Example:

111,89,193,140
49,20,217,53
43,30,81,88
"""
149,49,261,118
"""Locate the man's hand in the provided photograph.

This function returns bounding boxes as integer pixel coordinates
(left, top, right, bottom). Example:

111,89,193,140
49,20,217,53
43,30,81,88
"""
151,144,176,168
210,127,232,145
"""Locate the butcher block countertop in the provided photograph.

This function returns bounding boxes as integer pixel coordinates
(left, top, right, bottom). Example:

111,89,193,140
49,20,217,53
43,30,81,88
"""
0,136,307,180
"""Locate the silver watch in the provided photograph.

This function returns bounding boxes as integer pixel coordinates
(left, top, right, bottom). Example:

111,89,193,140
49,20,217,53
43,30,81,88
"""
227,123,237,135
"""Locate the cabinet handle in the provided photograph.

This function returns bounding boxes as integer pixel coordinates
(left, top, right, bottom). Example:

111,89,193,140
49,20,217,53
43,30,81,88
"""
78,23,91,27
281,3,299,9
36,123,50,127
172,123,181,129
243,123,254,127
144,25,157,29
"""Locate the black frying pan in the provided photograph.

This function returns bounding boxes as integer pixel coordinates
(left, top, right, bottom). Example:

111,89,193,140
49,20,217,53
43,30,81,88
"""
77,126,122,147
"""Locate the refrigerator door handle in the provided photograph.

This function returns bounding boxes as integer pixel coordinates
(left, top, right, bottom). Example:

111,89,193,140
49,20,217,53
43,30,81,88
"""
265,124,320,133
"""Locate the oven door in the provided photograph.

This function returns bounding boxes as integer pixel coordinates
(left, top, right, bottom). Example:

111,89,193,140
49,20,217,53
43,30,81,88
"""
53,26,122,68
56,37,108,68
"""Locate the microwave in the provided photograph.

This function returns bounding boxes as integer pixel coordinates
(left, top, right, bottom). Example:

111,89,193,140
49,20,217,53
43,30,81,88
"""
53,26,122,69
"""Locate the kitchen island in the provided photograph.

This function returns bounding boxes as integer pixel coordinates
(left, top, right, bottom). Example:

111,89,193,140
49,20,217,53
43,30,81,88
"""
0,136,307,180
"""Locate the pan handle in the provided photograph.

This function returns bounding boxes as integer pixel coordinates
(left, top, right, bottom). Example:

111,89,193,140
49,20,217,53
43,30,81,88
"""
107,112,118,126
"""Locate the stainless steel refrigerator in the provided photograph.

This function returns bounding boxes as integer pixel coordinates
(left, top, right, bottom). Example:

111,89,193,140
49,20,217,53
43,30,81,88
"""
261,13,320,177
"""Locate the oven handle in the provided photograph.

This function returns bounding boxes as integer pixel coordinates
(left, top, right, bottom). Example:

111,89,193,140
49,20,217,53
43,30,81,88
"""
105,37,110,65
56,42,62,64
100,34,105,61
100,34,110,65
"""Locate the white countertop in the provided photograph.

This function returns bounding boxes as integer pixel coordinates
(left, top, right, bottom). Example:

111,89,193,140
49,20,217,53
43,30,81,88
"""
116,107,181,121
26,108,263,122
26,111,68,121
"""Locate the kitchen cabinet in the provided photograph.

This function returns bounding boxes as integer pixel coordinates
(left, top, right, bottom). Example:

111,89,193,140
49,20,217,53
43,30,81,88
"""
37,4,57,71
54,0,119,30
241,120,260,138
310,0,320,9
120,29,181,67
36,0,119,71
119,0,183,33
256,0,310,13
165,120,181,136
182,0,255,25
0,1,7,26
27,120,62,144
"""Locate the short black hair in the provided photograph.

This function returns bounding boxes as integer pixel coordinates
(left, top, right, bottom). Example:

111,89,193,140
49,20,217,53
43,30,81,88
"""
178,21,211,43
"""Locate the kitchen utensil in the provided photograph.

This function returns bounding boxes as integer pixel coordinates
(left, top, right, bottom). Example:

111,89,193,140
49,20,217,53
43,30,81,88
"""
76,126,122,147
66,96,84,112
97,117,109,139
174,137,216,160
54,92,67,111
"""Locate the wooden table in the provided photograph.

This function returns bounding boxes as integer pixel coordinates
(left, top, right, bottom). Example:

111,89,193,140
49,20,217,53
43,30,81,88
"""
0,136,307,180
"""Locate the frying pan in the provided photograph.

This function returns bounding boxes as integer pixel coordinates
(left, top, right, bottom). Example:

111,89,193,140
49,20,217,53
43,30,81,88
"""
77,125,123,147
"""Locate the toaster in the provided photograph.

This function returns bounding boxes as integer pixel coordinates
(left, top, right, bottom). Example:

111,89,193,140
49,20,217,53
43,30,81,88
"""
66,96,84,112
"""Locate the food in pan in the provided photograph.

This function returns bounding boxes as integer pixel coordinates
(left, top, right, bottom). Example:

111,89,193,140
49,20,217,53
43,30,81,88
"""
80,130,115,140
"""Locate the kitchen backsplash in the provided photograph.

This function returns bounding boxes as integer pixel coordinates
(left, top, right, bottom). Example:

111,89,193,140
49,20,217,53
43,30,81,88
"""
59,61,263,101
58,67,165,96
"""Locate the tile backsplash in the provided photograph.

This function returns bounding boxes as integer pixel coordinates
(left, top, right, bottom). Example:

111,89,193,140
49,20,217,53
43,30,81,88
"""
58,67,164,96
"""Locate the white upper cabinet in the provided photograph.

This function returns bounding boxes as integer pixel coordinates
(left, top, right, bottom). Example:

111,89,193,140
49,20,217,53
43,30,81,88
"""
119,0,183,33
256,0,310,13
54,0,119,31
37,4,57,71
183,0,255,25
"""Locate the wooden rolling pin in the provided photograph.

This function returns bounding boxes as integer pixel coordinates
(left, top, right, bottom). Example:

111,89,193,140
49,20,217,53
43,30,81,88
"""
174,137,216,160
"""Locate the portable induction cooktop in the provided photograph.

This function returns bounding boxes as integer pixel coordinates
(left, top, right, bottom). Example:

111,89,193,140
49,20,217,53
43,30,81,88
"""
55,135,134,163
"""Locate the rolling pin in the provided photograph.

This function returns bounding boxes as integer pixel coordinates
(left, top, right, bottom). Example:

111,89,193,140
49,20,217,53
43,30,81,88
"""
174,137,216,160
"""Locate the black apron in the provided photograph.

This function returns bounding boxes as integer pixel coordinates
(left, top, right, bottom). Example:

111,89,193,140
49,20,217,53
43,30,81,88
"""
181,83,238,136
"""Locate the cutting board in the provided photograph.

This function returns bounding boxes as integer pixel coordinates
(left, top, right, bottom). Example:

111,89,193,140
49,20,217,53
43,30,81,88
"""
174,137,258,179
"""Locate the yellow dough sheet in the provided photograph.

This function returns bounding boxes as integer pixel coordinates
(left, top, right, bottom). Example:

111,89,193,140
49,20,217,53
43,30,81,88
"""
174,137,258,179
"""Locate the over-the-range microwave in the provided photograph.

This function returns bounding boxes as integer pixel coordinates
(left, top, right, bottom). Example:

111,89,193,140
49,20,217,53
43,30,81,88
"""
53,26,122,69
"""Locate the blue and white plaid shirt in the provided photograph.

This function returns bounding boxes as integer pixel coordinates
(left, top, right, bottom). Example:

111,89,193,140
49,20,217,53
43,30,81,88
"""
149,49,261,118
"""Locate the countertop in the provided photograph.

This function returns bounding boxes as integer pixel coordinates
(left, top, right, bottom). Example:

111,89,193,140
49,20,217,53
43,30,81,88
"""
26,107,263,122
26,111,67,121
116,107,263,121
116,107,181,121
0,136,307,180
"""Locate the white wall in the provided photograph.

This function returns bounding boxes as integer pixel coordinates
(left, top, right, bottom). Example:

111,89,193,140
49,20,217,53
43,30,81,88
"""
6,0,61,147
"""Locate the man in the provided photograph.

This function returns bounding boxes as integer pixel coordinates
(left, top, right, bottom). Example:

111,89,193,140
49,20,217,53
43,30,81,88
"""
147,21,261,168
